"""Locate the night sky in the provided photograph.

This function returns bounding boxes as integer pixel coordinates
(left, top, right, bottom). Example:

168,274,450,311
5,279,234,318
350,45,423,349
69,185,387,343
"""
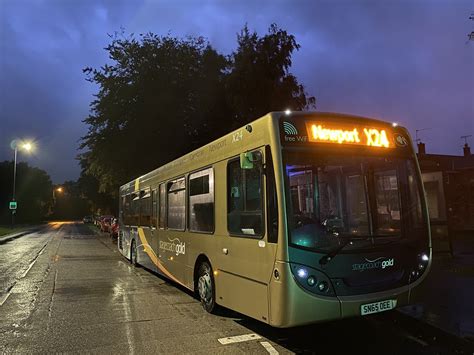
1,0,473,183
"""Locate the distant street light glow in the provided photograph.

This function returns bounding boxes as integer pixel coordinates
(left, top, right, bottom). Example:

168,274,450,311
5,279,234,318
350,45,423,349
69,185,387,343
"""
22,142,32,151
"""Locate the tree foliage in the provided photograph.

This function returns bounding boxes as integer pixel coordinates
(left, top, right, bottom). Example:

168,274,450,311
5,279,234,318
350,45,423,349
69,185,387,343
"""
80,32,227,193
0,161,52,224
51,180,100,220
226,24,315,127
77,173,116,215
79,24,315,201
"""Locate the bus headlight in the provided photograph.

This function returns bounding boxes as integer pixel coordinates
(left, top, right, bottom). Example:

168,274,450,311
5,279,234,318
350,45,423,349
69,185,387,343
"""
290,263,335,296
318,281,328,292
307,276,317,287
297,267,308,278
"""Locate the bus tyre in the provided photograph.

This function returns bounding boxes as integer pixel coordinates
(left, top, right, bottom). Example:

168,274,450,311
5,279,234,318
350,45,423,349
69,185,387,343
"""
198,262,215,313
130,240,138,266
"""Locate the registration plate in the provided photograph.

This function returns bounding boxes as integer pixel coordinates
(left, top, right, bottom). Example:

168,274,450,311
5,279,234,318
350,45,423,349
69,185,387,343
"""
361,299,397,315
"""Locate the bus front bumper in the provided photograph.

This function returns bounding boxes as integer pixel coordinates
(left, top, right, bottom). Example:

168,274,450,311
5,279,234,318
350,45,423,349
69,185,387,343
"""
269,261,411,328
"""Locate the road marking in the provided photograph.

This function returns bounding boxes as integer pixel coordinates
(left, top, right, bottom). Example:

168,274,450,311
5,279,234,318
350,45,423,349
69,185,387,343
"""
21,242,48,278
260,341,279,354
1,241,49,307
0,291,12,306
218,333,261,345
405,334,428,347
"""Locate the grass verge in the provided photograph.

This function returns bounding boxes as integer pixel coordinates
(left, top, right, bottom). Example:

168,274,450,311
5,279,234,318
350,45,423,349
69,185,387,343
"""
0,225,28,237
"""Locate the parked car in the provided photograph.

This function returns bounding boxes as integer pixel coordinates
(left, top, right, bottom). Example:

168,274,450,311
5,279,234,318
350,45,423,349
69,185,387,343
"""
82,215,93,224
99,215,114,232
110,218,119,240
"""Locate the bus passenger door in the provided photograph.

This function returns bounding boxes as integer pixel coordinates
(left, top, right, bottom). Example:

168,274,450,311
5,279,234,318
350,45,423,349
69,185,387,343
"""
216,149,277,323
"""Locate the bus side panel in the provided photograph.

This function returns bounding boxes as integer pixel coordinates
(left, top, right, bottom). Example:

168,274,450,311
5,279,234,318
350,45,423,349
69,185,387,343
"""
119,225,132,260
216,271,269,322
136,227,157,273
157,230,187,284
212,153,276,323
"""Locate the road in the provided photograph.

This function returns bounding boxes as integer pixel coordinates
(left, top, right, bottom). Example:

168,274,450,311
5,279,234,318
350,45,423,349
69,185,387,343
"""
0,222,472,354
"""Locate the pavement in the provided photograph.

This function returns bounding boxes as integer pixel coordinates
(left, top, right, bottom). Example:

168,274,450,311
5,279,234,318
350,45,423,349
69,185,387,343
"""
400,231,474,341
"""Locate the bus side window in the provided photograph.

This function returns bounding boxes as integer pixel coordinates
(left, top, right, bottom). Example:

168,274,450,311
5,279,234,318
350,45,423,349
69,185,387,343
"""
140,188,151,226
131,193,139,226
189,168,214,233
120,195,130,225
167,177,186,230
227,151,263,237
151,189,157,228
159,183,166,229
124,194,132,225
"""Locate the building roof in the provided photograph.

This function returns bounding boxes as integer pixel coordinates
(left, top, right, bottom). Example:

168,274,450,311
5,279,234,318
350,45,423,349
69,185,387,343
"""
417,151,474,172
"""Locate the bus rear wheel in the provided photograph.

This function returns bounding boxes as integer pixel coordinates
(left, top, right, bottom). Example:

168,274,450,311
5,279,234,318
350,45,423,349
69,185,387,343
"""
197,262,216,313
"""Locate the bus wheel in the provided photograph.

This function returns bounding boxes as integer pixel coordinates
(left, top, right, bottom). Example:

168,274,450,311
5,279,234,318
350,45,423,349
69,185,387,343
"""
130,240,138,266
197,262,215,313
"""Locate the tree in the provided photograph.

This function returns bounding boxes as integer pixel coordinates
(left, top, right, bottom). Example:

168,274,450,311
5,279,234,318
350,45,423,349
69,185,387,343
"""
79,24,315,203
77,172,116,215
51,180,98,220
0,161,52,224
225,24,315,128
79,33,228,194
469,13,474,42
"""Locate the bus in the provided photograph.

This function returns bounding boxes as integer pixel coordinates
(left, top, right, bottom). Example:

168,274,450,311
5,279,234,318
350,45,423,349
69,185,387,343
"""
118,111,431,327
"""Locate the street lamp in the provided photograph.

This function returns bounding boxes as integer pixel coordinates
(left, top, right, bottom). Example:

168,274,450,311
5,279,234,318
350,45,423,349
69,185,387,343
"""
51,186,64,220
52,186,63,202
48,187,64,217
11,139,34,225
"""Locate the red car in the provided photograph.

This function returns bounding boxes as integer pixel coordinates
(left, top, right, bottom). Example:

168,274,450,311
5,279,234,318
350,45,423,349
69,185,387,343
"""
110,218,119,240
99,215,113,232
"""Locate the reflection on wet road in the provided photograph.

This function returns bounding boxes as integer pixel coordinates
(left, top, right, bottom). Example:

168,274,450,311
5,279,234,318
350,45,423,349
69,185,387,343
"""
0,223,59,305
0,222,471,354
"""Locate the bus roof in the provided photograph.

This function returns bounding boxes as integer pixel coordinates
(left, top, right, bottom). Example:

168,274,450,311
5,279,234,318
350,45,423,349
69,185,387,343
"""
120,111,410,192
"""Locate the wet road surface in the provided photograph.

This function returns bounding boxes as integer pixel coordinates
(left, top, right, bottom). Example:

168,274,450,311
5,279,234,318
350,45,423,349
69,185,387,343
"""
0,222,472,354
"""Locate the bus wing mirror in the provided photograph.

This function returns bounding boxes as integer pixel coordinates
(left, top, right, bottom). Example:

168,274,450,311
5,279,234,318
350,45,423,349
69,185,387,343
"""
240,152,254,169
240,151,262,169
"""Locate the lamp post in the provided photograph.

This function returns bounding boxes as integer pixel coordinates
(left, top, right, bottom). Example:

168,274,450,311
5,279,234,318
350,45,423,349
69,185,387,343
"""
52,186,63,204
11,140,33,225
51,186,63,218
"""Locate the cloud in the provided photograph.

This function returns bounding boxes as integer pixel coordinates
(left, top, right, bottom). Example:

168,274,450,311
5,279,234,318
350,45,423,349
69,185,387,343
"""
1,0,472,183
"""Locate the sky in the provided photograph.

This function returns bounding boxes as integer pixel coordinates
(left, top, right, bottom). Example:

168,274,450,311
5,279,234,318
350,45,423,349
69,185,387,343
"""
0,0,473,183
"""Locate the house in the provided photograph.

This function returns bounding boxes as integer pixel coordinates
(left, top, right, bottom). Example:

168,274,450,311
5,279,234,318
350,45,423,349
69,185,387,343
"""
417,142,474,253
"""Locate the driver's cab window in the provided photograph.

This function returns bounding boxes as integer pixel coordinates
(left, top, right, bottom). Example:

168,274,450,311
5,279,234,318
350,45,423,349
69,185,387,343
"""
288,164,370,249
227,151,263,237
289,168,346,232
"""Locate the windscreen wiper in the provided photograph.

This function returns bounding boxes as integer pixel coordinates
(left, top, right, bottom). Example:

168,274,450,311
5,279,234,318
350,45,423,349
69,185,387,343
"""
319,235,398,266
319,236,354,266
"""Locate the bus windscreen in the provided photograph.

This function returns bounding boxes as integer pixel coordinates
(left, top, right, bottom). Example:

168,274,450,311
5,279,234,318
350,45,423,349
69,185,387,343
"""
285,152,424,252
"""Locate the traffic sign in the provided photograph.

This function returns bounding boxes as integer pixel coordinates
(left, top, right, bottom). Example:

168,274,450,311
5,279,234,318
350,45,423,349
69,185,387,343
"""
9,201,17,210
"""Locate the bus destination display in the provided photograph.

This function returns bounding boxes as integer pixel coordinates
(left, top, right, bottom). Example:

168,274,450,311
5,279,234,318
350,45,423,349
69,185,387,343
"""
281,119,409,149
306,122,390,148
